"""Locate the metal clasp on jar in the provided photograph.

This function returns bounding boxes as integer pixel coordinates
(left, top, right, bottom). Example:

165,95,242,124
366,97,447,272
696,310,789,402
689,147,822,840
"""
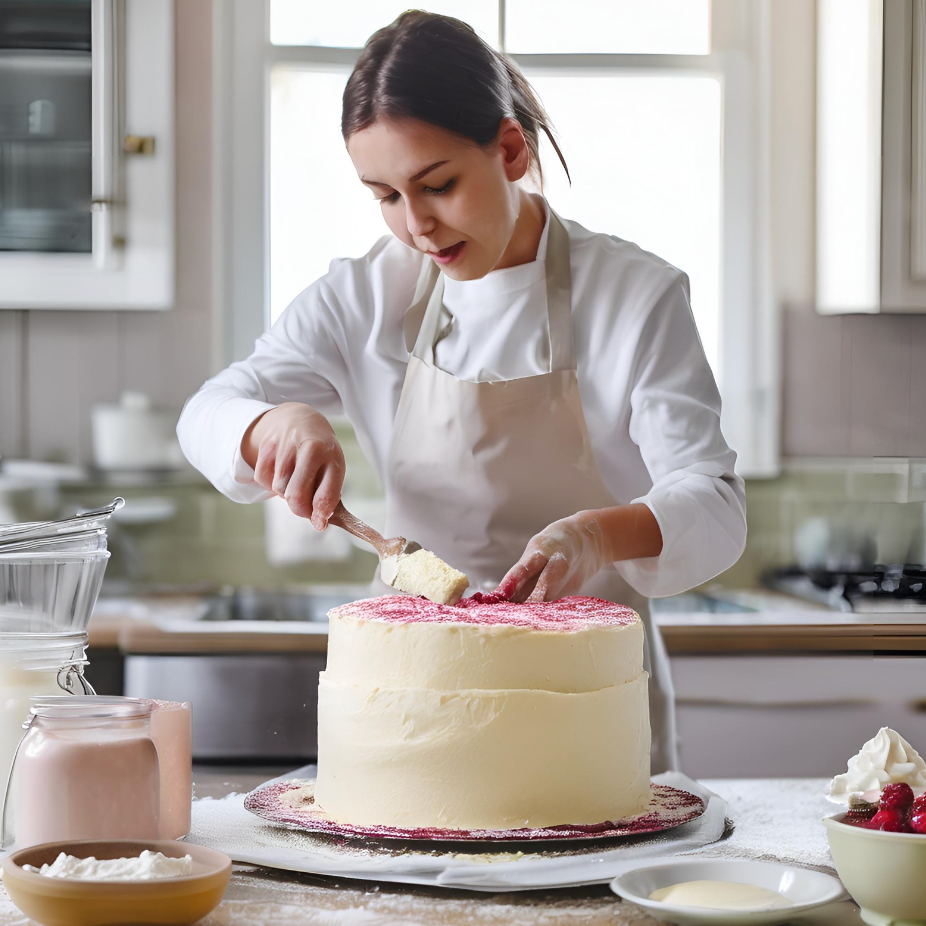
57,664,97,696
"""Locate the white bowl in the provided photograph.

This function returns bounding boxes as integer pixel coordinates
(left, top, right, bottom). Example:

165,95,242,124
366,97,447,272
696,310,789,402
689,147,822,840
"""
824,813,926,925
610,857,846,926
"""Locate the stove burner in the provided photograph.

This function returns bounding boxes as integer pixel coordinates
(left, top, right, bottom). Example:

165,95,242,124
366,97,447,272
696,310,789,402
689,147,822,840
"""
764,564,926,610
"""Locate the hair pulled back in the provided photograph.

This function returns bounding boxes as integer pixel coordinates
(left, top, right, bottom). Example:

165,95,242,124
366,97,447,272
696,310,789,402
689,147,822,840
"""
342,10,569,185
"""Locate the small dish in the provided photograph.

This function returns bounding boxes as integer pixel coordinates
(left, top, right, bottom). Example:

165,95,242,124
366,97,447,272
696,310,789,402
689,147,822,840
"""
0,839,231,926
609,857,846,926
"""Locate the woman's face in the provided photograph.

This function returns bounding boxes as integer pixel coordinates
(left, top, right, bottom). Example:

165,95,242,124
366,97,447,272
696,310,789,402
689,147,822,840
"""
346,116,534,281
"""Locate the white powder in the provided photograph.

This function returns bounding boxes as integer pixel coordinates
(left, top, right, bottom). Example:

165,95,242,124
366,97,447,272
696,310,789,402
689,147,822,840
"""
23,850,193,881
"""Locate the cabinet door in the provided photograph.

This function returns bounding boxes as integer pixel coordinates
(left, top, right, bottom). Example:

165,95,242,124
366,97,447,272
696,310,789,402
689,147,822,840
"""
672,654,926,777
817,0,926,314
880,0,926,311
0,0,174,310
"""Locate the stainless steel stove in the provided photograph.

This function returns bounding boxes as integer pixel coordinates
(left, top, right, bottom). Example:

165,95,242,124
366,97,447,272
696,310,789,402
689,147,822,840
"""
764,564,926,613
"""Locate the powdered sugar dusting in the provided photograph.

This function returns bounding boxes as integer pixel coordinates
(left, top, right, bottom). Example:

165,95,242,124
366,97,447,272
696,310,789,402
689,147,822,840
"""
328,594,638,632
245,780,704,843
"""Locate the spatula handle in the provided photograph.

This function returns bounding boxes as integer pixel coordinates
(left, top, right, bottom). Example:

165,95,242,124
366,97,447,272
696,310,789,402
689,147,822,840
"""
328,501,391,557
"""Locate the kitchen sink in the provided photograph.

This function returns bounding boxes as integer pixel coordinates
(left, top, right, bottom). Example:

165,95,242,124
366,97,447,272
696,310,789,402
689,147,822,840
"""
197,585,368,623
120,584,371,762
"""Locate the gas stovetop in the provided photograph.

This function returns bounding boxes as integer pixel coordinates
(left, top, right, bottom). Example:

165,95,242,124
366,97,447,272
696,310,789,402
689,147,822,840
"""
764,564,926,613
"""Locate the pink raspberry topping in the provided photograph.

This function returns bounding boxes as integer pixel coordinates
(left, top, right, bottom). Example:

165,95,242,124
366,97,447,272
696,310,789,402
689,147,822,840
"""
867,808,911,832
329,594,638,632
879,782,915,812
910,812,926,834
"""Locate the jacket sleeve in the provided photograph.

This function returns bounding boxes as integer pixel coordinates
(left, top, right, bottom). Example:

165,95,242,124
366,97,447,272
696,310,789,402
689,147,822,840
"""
614,273,747,597
177,278,346,503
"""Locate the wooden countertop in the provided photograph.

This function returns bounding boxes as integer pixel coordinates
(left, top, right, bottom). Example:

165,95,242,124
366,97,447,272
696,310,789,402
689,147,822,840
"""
656,614,926,654
87,590,926,656
0,768,861,926
99,612,926,656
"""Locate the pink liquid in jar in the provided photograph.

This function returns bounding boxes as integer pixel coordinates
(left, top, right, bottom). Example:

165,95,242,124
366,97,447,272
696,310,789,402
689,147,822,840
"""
147,700,192,839
9,699,159,848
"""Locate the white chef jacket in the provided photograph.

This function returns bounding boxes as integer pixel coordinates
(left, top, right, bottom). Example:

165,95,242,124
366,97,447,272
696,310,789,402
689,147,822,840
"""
177,208,746,599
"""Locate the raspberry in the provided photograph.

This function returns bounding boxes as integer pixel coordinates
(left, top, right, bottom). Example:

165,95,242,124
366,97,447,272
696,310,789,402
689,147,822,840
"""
868,808,911,832
913,794,926,815
879,782,915,812
911,813,926,835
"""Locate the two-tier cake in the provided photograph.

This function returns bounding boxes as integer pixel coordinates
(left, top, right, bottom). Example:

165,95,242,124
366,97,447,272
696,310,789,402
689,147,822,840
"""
314,593,652,830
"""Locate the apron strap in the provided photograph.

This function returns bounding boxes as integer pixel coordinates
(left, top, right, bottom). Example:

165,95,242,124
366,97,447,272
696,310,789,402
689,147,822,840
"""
403,257,441,354
545,210,575,373
403,203,577,372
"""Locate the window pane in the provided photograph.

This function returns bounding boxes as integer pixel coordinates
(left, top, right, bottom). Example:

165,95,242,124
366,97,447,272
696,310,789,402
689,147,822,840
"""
506,0,710,55
270,66,391,323
270,1,498,48
524,71,721,374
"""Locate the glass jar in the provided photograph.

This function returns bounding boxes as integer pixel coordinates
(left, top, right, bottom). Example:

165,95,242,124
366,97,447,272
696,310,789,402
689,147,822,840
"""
0,632,94,820
2,696,159,849
148,700,193,839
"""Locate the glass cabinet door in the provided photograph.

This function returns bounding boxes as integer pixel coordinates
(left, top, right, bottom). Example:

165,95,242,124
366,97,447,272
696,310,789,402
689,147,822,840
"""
0,0,93,253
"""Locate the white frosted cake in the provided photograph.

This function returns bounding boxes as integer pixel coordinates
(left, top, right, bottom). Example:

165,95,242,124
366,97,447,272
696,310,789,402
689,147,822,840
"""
314,593,652,830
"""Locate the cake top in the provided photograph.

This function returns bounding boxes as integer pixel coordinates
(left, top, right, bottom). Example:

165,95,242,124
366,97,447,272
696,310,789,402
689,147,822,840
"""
329,593,638,632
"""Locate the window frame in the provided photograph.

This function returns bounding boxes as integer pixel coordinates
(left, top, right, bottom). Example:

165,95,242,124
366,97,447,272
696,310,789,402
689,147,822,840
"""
213,0,779,477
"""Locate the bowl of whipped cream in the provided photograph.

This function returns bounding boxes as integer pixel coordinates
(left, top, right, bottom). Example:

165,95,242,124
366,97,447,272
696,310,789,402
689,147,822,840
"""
823,726,926,926
0,839,231,926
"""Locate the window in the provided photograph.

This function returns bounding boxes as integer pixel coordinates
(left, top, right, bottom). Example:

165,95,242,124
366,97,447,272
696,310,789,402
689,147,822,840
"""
216,0,777,476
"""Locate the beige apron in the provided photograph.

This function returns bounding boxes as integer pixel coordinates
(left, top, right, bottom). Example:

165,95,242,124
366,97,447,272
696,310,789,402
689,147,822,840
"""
378,207,679,773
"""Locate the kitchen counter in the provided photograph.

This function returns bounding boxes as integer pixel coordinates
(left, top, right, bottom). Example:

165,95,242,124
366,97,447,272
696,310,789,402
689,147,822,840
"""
0,768,864,926
92,599,926,655
656,609,926,653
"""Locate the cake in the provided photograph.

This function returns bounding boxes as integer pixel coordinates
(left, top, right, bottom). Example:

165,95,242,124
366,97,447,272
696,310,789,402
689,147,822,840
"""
314,593,652,830
380,548,469,605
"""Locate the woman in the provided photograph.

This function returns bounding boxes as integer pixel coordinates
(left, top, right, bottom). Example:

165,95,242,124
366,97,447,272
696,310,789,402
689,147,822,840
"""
178,11,746,773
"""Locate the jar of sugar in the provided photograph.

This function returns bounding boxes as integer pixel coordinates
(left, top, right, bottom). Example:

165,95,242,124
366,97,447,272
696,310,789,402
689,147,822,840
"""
2,696,159,849
0,632,93,823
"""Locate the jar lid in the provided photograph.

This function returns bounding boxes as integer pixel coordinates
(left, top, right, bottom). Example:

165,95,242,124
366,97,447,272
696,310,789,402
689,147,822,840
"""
28,695,153,722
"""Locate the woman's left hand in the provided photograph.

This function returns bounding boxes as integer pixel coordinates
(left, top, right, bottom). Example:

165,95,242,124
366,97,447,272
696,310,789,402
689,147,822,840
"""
496,512,610,603
496,504,664,602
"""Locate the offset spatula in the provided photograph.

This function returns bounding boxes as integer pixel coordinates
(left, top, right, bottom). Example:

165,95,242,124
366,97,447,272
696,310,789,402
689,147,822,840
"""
327,501,421,559
327,501,469,605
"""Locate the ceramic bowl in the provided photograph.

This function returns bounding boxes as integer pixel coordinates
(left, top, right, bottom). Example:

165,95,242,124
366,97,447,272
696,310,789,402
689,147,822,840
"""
824,813,926,926
0,839,231,926
610,856,846,926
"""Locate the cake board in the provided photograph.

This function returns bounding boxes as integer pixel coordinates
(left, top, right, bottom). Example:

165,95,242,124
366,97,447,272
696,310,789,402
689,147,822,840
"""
186,768,729,891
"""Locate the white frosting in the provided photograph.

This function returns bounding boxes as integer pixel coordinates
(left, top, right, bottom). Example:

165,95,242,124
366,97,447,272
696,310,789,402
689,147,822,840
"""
828,727,926,803
323,612,644,693
23,850,193,880
315,606,651,829
649,880,792,910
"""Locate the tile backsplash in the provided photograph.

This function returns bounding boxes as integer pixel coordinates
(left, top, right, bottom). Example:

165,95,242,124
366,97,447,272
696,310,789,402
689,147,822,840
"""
5,453,922,596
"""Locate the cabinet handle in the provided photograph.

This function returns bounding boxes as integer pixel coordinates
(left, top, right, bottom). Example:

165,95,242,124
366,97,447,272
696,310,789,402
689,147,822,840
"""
91,0,122,271
677,698,879,709
123,134,155,155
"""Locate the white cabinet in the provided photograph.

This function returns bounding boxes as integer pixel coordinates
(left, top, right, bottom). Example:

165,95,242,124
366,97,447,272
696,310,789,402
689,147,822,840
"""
0,0,174,310
816,0,926,314
673,654,926,777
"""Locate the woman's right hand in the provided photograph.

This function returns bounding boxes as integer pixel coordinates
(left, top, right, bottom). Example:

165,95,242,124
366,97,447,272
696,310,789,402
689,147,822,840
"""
240,403,345,529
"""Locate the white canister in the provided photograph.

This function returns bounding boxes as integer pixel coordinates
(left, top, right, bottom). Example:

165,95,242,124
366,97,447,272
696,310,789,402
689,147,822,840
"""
91,391,184,470
0,633,92,820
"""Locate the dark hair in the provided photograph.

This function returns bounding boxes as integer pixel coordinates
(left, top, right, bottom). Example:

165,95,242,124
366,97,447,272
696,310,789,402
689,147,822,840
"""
342,10,569,185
